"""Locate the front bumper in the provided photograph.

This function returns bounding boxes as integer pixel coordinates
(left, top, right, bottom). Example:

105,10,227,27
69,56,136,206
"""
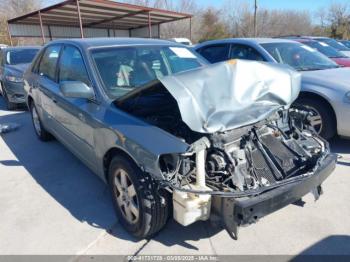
3,80,26,103
222,153,337,238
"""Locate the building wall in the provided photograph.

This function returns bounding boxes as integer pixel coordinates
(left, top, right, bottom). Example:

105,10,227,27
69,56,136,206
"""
9,24,160,40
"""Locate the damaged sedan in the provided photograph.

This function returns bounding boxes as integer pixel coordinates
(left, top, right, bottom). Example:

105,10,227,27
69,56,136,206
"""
23,38,336,239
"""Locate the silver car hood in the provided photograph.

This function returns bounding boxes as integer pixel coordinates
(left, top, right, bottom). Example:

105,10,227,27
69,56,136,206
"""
301,67,350,92
340,50,350,57
159,60,301,133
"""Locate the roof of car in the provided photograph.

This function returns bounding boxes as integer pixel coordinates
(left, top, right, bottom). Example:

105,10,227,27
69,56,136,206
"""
195,38,297,48
48,37,184,49
3,46,40,51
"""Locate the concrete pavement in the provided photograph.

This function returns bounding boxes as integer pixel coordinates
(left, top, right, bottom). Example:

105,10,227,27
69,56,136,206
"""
0,97,349,257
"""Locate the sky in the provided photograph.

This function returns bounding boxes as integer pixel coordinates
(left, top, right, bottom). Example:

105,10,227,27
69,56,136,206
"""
46,0,349,12
197,0,348,12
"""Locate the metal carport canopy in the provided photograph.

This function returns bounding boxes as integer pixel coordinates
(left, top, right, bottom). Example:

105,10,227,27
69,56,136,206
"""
6,0,192,45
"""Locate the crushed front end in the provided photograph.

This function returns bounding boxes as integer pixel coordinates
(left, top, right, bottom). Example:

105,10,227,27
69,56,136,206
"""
117,60,336,239
158,109,336,239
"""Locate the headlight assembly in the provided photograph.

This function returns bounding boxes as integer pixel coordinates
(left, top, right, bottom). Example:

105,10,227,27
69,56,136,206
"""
5,75,23,83
345,91,350,103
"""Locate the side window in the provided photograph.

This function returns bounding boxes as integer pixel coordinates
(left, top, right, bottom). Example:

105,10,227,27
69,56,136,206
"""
198,44,230,63
230,44,265,61
58,46,90,86
32,50,44,73
38,45,61,81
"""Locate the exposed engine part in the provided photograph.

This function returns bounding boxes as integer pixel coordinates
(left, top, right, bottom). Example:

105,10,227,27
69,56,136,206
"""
172,137,212,226
159,108,328,196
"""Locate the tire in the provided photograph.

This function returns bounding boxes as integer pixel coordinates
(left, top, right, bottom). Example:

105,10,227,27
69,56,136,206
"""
108,155,170,238
3,88,16,110
294,97,336,140
30,102,53,141
0,81,3,96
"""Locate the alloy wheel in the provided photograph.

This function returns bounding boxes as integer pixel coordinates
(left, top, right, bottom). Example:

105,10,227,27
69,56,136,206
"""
113,168,139,224
31,106,42,136
305,105,323,134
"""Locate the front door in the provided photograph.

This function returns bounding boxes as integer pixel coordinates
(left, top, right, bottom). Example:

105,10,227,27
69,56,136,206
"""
54,45,98,169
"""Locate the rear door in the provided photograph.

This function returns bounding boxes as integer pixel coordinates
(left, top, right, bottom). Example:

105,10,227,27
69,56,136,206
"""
54,44,98,169
36,44,62,133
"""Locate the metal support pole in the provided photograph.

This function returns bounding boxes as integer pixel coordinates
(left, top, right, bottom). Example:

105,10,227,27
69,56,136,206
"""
189,17,192,42
38,11,45,44
148,11,152,38
76,0,84,38
6,22,13,46
253,0,257,37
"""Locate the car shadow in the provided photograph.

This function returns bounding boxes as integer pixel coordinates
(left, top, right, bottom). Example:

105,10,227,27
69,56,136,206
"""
290,235,350,260
0,96,222,250
330,137,350,155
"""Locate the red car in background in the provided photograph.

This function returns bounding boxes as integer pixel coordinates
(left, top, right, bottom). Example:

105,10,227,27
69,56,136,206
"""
291,38,350,67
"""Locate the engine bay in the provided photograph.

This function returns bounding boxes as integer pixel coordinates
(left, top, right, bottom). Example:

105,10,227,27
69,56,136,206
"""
116,82,328,194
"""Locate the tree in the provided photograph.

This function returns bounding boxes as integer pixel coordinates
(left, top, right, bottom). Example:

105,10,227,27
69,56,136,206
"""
197,8,230,42
0,0,42,45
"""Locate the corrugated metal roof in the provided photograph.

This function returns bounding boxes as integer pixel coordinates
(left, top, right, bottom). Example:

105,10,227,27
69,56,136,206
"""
8,0,192,30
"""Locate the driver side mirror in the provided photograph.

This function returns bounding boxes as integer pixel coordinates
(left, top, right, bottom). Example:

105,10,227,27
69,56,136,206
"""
59,81,95,100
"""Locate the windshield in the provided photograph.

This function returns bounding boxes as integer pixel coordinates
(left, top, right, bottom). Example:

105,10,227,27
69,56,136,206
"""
6,49,39,65
91,45,204,98
318,38,350,51
305,41,346,58
340,40,350,49
261,42,339,71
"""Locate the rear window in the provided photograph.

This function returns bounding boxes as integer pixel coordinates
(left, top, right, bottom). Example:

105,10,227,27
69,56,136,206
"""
6,49,39,65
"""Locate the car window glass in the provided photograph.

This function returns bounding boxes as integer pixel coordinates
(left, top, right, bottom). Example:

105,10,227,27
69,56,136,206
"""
92,45,203,98
38,45,61,81
230,44,265,61
58,46,90,85
198,44,230,63
262,42,338,71
5,49,38,65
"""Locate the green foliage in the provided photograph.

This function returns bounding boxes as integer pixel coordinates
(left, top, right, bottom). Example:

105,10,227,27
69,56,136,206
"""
198,8,230,43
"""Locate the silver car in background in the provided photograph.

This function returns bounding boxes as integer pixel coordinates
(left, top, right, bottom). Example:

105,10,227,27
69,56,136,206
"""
195,38,350,139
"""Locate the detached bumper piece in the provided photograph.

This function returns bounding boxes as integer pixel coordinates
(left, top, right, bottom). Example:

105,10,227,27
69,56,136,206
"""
222,153,337,239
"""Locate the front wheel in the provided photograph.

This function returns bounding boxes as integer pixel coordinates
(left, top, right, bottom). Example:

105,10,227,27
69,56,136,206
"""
294,97,336,140
108,155,170,238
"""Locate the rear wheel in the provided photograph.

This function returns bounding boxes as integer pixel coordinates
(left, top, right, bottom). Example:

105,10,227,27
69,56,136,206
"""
294,97,336,139
30,102,53,141
108,155,170,238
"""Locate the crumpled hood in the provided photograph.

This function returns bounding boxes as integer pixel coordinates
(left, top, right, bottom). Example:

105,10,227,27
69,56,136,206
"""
6,63,30,75
159,60,301,133
301,67,350,92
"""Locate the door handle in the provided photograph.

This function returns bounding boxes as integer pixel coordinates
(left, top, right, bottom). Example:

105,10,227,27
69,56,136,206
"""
51,97,57,103
78,113,85,122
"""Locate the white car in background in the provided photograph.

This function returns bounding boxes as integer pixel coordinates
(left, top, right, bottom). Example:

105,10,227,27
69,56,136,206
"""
195,38,350,139
169,38,193,46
